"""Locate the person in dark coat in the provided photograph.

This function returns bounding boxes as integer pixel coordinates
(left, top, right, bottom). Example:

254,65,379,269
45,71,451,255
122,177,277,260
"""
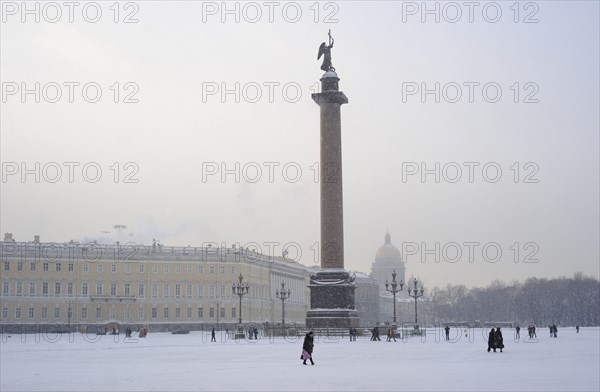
515,325,520,339
302,331,315,365
487,328,496,352
495,328,504,352
444,325,450,341
211,327,216,342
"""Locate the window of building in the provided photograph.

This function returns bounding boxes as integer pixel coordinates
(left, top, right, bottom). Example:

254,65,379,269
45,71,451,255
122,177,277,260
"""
3,262,9,271
110,283,117,296
2,307,7,319
3,281,9,294
82,283,88,296
139,264,145,273
17,262,23,272
220,266,225,274
199,266,204,274
176,265,181,274
54,282,60,295
29,282,35,295
175,307,180,318
124,306,130,320
125,264,131,273
231,307,237,318
209,266,215,274
187,265,192,274
97,264,103,273
186,307,192,318
15,307,21,319
220,307,225,318
56,263,61,272
138,283,144,296
110,305,115,319
198,284,204,298
43,262,49,272
68,263,74,272
42,282,48,295
151,307,157,319
152,284,158,298
163,264,169,274
16,282,22,295
124,283,130,296
54,307,60,319
175,284,181,297
30,262,36,272
209,307,214,318
28,307,35,319
198,307,203,318
232,266,236,274
163,307,169,319
96,307,102,319
111,264,117,273
187,284,192,297
41,306,47,319
138,307,144,319
81,307,87,319
163,284,169,298
209,284,215,297
96,283,103,296
83,263,89,272
67,282,73,296
152,264,158,274
220,284,226,298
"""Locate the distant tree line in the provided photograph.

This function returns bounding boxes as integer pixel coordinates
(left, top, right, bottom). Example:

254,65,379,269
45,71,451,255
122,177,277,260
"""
428,273,600,326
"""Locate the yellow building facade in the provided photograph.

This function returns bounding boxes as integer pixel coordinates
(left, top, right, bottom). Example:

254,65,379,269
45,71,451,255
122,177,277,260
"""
1,238,311,332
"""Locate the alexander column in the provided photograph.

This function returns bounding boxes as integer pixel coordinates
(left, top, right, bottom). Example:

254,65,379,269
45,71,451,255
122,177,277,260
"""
306,31,359,329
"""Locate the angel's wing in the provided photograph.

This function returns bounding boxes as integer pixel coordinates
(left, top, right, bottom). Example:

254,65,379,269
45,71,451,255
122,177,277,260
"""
317,42,326,60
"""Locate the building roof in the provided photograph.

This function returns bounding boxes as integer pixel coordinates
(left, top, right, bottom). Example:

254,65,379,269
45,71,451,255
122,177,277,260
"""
375,231,401,259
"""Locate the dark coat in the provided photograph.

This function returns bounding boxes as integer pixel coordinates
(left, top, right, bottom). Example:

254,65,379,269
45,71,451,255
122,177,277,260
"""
303,333,314,354
495,329,504,349
488,328,496,350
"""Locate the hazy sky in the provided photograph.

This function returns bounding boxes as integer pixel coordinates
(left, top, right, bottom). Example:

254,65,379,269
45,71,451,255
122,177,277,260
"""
1,1,598,289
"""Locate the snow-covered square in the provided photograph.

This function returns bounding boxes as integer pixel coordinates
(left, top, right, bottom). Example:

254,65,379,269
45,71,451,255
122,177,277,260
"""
1,327,598,391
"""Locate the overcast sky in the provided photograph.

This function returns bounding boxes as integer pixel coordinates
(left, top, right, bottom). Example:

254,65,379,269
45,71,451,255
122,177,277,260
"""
1,1,598,289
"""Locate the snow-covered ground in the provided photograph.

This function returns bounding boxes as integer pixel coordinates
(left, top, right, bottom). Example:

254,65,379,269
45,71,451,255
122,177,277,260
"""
1,327,598,391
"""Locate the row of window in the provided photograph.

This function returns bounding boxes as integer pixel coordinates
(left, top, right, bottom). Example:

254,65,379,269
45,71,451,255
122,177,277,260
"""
2,281,243,299
3,261,238,275
1,305,237,321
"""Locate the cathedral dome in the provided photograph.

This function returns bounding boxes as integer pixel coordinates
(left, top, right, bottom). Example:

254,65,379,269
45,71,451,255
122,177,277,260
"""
375,232,401,259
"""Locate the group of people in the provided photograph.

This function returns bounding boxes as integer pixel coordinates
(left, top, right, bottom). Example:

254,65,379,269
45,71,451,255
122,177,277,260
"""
487,328,504,353
527,325,537,338
370,327,381,341
348,328,358,341
247,327,259,340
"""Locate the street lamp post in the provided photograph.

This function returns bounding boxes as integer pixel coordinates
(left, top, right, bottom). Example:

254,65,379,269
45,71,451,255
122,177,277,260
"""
232,274,249,339
384,270,404,324
407,277,424,330
276,282,291,331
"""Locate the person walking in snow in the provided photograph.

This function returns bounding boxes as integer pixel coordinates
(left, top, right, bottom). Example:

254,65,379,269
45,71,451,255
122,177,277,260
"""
444,325,450,341
495,328,504,352
302,331,315,365
487,328,496,352
211,327,216,342
515,325,520,339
